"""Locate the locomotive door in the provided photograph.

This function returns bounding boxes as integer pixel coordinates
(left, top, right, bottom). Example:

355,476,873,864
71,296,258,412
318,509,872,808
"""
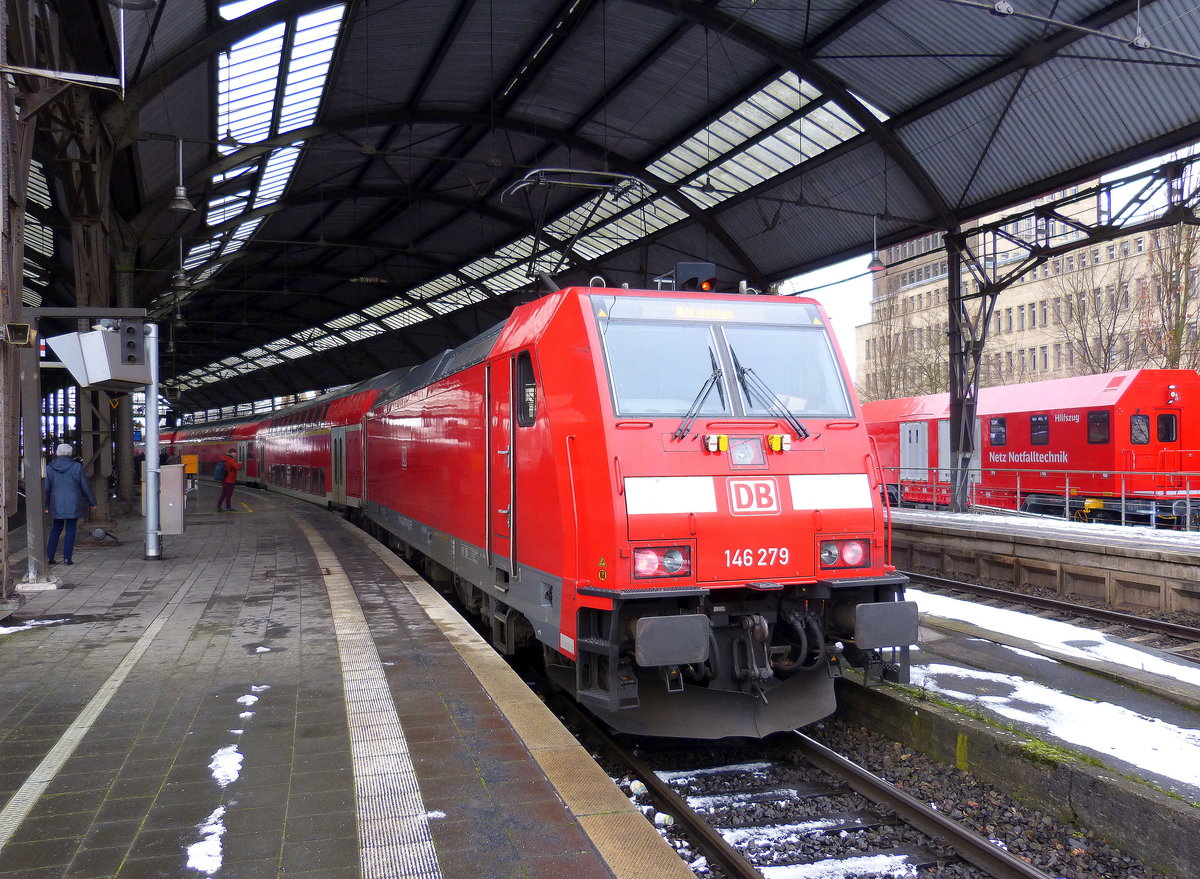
331,426,347,505
899,421,928,481
487,358,515,575
1155,408,1182,490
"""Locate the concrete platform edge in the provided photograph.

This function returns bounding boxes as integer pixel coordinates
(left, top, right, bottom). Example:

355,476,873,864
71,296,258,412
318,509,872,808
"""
834,676,1200,878
342,518,695,879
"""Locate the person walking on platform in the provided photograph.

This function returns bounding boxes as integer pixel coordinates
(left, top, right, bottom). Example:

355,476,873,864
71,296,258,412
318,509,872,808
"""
216,448,241,512
45,443,96,566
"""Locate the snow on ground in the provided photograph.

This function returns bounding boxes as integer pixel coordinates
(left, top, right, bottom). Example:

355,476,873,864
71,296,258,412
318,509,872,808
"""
655,762,773,782
186,806,226,875
909,587,1200,794
208,745,243,788
893,507,1200,549
910,660,1200,791
909,588,1200,690
0,619,66,636
718,817,865,846
758,853,919,878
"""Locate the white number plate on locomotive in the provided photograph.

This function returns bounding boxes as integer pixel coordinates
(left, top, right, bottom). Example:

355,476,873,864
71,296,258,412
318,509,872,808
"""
723,547,790,566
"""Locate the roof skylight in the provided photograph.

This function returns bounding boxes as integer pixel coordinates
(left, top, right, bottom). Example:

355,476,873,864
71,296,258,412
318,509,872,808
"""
160,3,346,319
187,70,882,396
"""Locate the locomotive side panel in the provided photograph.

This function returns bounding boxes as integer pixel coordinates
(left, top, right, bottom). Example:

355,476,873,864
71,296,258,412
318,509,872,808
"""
364,373,490,573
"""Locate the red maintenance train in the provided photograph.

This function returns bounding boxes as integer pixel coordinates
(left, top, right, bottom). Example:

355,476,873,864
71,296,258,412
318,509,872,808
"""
863,369,1200,526
171,285,917,738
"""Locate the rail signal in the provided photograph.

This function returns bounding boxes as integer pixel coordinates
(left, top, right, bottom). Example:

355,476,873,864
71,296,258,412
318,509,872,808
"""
676,261,717,292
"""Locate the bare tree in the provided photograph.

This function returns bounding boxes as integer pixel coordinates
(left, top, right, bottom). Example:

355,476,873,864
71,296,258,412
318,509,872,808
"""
908,309,949,395
857,289,916,401
1049,254,1146,375
1142,222,1200,369
857,286,950,400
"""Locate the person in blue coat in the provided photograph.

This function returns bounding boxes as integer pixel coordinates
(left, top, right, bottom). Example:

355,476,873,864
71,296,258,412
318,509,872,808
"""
45,443,97,565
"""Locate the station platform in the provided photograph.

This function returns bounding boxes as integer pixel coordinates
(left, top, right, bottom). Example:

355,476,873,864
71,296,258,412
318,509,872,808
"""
0,487,693,879
887,507,1200,615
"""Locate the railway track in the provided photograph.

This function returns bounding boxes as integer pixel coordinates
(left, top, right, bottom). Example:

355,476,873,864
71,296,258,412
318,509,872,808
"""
905,571,1200,662
554,693,1055,879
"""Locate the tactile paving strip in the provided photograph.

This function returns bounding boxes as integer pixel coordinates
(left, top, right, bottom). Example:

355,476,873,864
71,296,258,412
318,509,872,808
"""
297,519,443,879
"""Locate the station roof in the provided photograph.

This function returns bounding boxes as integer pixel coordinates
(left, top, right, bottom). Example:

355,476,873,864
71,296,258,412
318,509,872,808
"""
22,0,1200,411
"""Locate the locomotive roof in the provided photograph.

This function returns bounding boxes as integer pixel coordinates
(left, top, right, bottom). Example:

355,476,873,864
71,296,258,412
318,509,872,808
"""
863,370,1200,420
24,0,1200,414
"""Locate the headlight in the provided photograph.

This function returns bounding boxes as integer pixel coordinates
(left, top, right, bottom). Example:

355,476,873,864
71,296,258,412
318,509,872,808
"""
632,545,692,578
819,539,869,569
819,543,839,566
661,548,685,574
841,540,865,566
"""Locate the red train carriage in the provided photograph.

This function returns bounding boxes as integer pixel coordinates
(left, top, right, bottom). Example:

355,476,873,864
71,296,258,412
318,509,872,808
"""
256,368,408,507
168,415,262,481
864,369,1200,525
363,286,916,738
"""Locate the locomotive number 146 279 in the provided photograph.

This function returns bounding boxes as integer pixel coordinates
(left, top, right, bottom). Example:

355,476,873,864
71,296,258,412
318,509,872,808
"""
724,547,789,566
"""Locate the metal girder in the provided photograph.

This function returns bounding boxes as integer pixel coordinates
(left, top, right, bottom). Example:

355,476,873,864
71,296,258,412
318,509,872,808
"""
641,0,953,226
103,0,340,143
943,155,1200,510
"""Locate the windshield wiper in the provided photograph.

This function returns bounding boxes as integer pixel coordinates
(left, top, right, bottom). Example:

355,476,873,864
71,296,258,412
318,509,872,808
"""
730,348,809,440
673,349,724,440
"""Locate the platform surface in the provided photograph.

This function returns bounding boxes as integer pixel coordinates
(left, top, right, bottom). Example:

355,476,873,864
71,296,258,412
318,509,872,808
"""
0,486,692,879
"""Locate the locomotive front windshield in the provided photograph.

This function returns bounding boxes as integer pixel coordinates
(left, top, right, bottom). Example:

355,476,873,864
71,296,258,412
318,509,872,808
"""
593,295,853,419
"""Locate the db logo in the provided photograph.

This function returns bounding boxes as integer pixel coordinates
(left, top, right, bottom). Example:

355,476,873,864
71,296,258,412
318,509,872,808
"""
727,478,779,515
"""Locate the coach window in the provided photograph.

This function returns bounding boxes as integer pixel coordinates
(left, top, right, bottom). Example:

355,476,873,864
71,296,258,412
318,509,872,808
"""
1158,413,1178,443
989,417,1007,446
516,351,537,427
1087,410,1110,444
1130,414,1149,445
1030,414,1049,446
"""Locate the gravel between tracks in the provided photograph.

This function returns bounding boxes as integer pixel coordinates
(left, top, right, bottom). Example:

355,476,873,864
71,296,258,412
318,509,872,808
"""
805,719,1170,879
602,718,1172,879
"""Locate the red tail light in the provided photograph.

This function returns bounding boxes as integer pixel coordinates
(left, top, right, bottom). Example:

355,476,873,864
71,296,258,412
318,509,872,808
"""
632,546,692,578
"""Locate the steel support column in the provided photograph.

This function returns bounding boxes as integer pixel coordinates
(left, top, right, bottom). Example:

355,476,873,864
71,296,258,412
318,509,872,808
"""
18,341,48,583
0,0,40,598
114,248,135,505
945,228,995,512
69,180,115,524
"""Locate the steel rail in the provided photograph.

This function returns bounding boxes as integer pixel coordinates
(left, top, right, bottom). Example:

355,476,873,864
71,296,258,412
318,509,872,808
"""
546,690,762,879
906,571,1200,643
793,732,1056,879
556,673,1055,879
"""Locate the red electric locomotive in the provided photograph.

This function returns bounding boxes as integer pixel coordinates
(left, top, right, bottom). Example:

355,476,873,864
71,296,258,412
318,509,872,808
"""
362,286,915,738
864,369,1200,526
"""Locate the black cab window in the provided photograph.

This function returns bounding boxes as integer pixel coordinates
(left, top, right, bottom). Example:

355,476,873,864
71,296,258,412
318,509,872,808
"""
989,417,1007,446
1087,410,1110,444
1130,414,1149,445
1158,413,1178,443
1030,414,1049,446
516,352,537,427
